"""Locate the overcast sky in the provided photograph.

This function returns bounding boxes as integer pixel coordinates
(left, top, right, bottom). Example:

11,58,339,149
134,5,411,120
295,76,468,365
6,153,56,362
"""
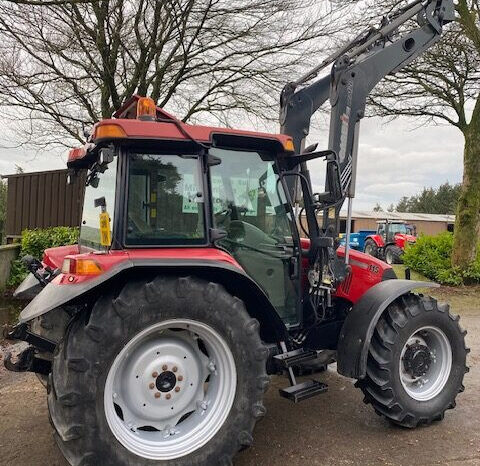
0,113,464,212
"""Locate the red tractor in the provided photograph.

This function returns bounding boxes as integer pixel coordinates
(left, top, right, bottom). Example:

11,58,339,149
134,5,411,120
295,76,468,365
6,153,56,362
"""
5,2,468,466
363,220,417,265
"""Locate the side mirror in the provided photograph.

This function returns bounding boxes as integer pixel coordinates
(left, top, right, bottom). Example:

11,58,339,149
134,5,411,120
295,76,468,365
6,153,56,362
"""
314,160,343,208
99,147,114,165
94,196,106,208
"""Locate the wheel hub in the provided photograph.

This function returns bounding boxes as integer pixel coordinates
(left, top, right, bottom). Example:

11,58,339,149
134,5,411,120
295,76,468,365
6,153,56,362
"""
156,370,177,393
399,326,453,402
403,343,432,377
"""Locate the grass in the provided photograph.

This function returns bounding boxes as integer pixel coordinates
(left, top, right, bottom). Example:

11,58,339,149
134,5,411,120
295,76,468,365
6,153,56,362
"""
392,264,428,282
392,264,480,317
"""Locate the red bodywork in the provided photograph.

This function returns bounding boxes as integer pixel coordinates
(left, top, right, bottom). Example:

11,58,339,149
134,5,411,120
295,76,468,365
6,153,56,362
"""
300,238,391,303
44,241,393,306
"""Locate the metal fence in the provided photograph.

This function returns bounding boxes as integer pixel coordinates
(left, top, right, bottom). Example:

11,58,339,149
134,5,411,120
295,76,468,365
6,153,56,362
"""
3,169,85,240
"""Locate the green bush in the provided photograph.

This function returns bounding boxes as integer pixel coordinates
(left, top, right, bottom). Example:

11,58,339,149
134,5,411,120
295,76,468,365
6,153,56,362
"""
7,226,79,287
403,232,480,286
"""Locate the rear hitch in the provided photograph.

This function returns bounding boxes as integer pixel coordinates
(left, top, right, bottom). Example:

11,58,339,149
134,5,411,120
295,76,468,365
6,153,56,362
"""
4,323,56,353
4,346,51,375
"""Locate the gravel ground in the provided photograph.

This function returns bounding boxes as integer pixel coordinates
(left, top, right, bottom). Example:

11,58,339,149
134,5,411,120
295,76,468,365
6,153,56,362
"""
0,287,478,466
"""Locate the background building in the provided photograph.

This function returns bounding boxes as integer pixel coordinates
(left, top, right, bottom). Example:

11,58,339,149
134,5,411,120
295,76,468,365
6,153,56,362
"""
300,210,455,238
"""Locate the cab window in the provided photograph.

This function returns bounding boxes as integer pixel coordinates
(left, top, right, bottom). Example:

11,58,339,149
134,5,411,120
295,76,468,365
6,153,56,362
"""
126,153,206,246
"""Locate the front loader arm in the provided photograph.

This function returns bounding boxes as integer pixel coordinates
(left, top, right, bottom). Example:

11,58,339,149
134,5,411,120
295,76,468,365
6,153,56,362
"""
280,0,455,240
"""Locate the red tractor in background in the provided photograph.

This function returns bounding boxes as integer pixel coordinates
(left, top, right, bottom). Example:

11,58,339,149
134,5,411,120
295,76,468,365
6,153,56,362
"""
363,220,417,264
4,2,468,466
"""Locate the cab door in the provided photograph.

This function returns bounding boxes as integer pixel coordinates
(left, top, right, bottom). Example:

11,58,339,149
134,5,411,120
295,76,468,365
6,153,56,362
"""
209,148,300,326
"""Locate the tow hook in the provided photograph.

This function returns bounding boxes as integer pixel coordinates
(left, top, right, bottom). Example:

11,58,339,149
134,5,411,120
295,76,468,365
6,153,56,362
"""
4,346,51,375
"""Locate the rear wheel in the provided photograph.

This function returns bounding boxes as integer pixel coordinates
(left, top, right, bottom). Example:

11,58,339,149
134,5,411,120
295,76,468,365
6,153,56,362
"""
48,276,269,466
356,293,468,427
364,239,378,258
385,245,403,265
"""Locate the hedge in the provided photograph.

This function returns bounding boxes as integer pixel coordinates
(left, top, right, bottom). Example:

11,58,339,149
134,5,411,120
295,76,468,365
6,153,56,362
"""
8,226,79,288
403,231,480,286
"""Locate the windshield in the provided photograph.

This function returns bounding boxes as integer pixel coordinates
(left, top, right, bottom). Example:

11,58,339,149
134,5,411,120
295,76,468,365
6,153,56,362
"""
79,157,118,251
390,223,408,234
126,153,206,245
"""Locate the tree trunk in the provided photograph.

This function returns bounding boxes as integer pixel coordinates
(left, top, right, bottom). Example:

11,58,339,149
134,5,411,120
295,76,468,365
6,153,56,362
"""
452,125,480,268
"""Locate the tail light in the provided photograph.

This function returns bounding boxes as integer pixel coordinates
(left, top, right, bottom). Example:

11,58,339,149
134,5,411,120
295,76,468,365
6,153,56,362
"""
62,258,103,276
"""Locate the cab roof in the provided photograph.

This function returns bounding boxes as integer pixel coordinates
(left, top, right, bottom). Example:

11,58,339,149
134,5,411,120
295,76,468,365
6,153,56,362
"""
68,95,293,167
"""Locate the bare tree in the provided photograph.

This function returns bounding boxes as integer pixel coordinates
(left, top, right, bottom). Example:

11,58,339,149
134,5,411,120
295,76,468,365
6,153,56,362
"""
348,0,480,269
0,0,349,150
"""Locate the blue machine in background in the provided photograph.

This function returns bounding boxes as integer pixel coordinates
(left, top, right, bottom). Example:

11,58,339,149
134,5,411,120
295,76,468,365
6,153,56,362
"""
339,230,376,251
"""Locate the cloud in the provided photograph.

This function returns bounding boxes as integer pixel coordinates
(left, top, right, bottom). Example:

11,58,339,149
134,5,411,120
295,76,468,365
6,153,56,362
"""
307,115,464,210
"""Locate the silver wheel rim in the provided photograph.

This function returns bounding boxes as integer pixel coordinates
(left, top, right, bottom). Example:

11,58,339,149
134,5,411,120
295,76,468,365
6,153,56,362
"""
399,326,452,401
104,319,237,460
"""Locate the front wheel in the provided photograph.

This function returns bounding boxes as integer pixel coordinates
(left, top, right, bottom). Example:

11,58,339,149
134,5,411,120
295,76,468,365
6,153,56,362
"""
364,239,378,258
48,276,269,466
357,293,469,428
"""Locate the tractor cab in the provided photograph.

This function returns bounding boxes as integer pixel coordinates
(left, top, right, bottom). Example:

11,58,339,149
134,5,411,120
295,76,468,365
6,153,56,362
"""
67,95,305,325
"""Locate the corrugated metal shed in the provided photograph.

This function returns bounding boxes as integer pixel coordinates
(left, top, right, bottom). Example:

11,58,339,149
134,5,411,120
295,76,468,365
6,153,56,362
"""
3,169,86,239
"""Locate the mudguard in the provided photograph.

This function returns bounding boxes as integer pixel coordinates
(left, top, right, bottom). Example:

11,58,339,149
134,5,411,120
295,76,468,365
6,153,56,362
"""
18,258,288,342
336,279,439,379
14,273,43,300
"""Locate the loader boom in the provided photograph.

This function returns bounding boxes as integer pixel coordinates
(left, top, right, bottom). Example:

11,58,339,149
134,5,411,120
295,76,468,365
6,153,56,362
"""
280,0,455,244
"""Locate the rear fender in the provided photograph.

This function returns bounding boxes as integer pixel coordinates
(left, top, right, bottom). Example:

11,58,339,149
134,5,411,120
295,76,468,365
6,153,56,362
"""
336,279,439,379
19,259,288,344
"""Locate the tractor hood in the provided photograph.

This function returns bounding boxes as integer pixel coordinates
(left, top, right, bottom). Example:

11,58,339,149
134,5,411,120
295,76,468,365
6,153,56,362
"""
394,233,416,248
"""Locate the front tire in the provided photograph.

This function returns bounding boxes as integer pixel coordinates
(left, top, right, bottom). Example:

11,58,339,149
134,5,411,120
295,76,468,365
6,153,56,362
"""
364,239,378,258
48,276,269,466
356,293,468,428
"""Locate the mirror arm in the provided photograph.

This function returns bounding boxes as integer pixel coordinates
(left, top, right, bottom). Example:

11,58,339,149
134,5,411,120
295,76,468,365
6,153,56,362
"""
281,149,336,170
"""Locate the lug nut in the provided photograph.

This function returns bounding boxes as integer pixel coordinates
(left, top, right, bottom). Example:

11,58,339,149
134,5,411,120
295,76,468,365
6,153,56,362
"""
162,365,168,371
154,392,161,399
149,383,155,390
172,366,178,373
175,387,180,393
152,371,159,378
166,394,171,400
178,375,183,382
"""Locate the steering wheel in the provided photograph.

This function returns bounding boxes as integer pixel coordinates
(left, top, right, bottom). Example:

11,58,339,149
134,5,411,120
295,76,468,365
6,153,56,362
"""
214,207,232,227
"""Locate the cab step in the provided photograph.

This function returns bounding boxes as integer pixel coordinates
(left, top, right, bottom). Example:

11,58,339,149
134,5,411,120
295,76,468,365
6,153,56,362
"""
273,348,319,368
279,379,328,403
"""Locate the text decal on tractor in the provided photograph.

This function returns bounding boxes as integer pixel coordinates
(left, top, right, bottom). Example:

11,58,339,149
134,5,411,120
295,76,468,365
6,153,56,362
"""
4,1,469,465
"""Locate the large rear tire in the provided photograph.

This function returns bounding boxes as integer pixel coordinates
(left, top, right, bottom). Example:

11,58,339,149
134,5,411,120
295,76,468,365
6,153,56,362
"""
356,293,468,428
48,276,269,466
